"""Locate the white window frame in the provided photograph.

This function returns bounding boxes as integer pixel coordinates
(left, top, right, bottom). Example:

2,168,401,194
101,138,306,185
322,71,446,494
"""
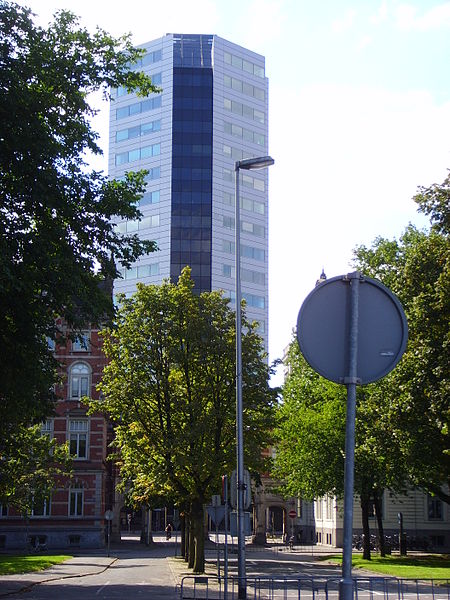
30,495,51,517
72,332,90,352
427,495,443,521
69,484,84,517
40,418,53,437
69,362,91,400
69,420,89,459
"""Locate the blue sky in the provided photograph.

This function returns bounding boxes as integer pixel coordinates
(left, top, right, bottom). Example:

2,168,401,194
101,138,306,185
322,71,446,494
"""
24,0,450,382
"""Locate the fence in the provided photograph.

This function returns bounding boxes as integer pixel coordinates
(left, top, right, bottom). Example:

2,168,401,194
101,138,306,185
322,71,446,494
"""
179,576,450,600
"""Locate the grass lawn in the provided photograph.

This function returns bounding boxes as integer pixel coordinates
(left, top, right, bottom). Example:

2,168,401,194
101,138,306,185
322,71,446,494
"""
323,554,450,578
0,555,72,576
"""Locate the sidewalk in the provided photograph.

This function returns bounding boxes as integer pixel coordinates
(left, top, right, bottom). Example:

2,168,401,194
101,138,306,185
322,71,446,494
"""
0,541,360,599
0,555,118,597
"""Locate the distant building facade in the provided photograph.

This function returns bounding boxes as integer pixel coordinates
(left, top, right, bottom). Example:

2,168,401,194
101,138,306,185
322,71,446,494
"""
0,320,113,551
313,488,450,550
109,33,270,350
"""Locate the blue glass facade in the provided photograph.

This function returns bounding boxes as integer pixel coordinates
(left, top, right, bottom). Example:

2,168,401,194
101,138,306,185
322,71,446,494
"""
170,36,214,293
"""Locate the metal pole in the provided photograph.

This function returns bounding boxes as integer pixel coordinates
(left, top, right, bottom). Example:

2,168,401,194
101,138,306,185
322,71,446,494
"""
235,165,246,599
224,475,229,600
216,517,220,578
339,272,361,600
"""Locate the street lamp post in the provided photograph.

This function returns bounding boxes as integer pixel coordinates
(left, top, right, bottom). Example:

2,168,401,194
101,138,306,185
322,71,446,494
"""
234,156,274,600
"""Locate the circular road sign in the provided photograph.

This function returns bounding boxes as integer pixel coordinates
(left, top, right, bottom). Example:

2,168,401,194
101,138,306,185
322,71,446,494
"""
104,510,114,521
297,274,408,385
288,510,297,519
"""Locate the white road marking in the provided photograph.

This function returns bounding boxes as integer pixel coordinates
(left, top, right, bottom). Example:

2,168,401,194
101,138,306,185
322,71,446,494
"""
95,580,110,595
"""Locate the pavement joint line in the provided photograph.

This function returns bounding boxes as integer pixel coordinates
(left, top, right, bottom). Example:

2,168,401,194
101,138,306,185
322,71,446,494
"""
0,557,119,598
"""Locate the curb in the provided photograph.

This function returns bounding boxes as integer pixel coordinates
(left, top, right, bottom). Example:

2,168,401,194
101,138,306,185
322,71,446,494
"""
0,557,118,598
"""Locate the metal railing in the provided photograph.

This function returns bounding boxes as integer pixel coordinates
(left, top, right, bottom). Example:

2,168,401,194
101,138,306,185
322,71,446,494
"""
179,575,450,600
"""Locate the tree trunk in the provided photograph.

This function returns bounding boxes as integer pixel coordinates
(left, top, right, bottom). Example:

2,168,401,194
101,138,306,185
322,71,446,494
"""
360,494,371,560
191,498,205,573
373,490,385,557
184,516,190,563
188,512,195,568
180,512,186,559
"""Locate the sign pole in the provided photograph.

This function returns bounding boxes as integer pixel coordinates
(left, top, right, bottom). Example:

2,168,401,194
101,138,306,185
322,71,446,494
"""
296,271,407,600
340,272,360,600
104,510,113,557
223,476,229,600
216,513,220,578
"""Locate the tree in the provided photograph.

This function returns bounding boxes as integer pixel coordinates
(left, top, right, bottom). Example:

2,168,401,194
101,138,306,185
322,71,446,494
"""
89,268,276,572
0,423,71,515
273,342,409,559
0,3,159,435
274,172,449,557
273,343,346,501
352,176,449,504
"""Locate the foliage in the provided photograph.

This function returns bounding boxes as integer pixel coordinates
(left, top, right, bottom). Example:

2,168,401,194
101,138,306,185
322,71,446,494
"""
414,172,450,235
275,171,449,561
273,343,407,492
273,343,346,500
352,175,450,503
0,555,72,575
0,424,72,514
0,3,159,434
274,334,411,559
89,268,277,571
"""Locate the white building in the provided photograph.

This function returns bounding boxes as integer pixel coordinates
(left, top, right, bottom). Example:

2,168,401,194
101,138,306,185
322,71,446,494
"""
314,488,449,550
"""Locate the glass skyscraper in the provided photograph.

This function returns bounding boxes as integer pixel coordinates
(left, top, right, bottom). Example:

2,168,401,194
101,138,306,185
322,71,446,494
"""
109,34,270,348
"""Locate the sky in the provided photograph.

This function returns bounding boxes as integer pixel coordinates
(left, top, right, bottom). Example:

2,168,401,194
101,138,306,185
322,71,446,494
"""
23,0,450,384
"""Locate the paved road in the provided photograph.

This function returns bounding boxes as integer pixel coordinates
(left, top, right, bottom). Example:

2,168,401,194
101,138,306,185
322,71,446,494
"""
1,537,447,600
0,542,180,600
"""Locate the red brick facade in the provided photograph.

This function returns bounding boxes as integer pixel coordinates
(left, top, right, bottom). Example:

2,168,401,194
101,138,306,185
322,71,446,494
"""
0,320,113,551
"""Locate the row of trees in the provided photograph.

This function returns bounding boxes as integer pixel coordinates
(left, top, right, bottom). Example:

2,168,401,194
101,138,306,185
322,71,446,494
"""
0,7,276,573
273,174,449,558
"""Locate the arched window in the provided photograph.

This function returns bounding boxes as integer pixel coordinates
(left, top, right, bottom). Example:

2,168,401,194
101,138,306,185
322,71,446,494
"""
69,363,90,400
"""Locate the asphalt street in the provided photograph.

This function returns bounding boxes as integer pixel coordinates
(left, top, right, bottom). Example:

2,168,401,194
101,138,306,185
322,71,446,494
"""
0,536,446,600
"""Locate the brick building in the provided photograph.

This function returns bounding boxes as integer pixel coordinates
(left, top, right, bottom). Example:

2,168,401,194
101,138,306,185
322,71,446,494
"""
0,320,113,551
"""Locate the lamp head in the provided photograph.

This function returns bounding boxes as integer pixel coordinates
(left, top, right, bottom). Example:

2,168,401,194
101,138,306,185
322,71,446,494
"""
236,156,275,171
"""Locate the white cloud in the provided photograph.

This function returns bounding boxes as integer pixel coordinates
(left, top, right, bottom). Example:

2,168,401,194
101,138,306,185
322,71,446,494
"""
356,34,373,50
395,2,450,31
268,82,450,374
234,0,287,52
332,8,357,33
370,0,389,25
24,0,221,42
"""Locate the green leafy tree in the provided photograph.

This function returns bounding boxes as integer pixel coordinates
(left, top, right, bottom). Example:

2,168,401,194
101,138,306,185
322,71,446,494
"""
0,3,159,437
0,423,71,515
274,341,410,559
275,172,449,558
273,343,347,500
89,268,276,572
353,175,450,504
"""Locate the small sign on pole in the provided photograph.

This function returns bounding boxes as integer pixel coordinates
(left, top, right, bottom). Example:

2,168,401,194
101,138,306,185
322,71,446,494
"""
104,510,113,557
207,505,225,525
